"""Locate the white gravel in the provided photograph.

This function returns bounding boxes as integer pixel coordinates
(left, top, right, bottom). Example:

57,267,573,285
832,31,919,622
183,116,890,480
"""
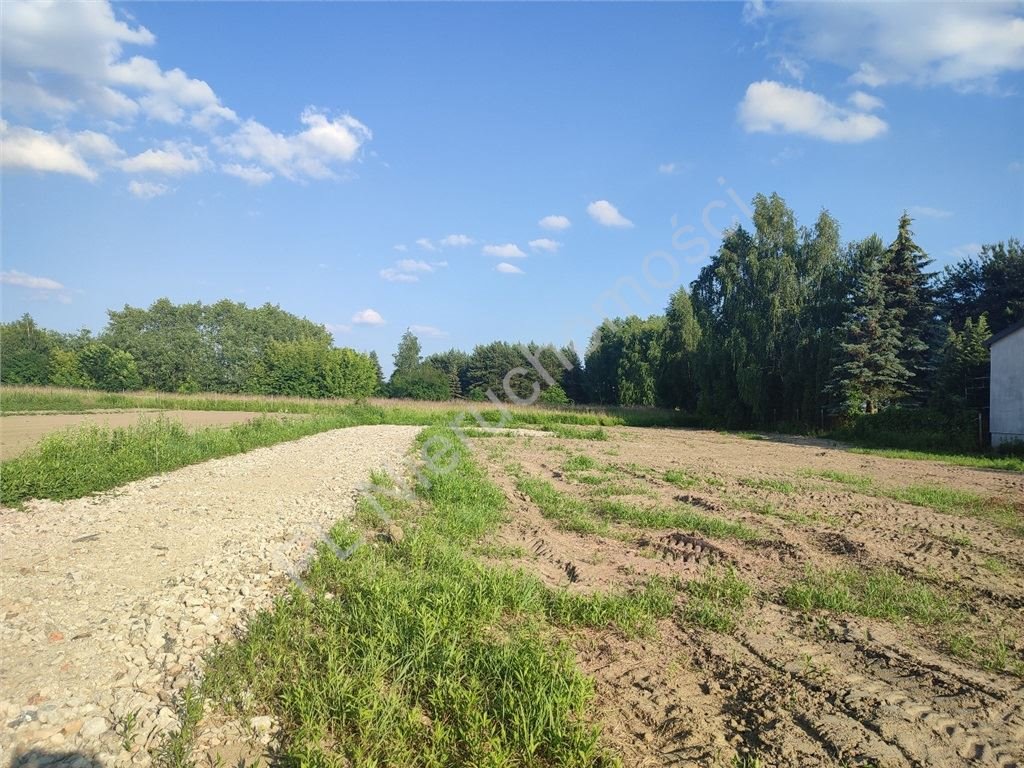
0,425,422,767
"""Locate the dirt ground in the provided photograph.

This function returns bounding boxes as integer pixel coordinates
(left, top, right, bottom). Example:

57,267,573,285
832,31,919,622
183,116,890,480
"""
0,410,266,460
472,426,1024,768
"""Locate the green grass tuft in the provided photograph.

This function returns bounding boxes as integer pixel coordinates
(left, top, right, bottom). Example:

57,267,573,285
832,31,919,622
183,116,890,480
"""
682,567,752,633
783,566,958,625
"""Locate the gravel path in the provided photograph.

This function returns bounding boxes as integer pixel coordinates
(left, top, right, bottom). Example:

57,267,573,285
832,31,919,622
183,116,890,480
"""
0,425,422,767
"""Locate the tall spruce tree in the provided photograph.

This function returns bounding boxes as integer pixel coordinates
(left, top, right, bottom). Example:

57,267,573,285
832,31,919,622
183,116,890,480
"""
829,237,911,414
880,213,935,396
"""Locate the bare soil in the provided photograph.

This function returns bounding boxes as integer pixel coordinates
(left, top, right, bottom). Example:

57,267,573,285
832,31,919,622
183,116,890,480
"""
473,427,1024,768
0,410,268,461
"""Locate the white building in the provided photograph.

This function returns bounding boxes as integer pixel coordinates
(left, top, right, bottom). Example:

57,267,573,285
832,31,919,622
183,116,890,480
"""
988,318,1024,447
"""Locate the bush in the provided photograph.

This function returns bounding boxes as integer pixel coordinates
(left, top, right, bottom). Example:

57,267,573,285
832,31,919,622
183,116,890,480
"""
388,365,451,401
831,407,980,453
538,384,571,406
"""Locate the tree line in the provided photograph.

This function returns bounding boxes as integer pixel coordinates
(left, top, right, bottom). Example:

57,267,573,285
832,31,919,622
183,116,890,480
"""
0,299,382,398
3,193,1020,441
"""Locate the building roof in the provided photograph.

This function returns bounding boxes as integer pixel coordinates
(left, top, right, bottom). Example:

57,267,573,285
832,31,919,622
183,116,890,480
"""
985,316,1024,347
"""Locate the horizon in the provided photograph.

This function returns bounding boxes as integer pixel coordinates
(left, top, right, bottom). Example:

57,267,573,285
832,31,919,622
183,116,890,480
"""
2,1,1022,371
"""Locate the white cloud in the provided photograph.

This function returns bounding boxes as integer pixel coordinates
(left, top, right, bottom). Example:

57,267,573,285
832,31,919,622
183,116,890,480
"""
909,205,953,219
496,262,524,275
380,259,446,283
393,244,408,252
0,122,122,180
483,243,527,259
775,55,807,82
440,234,475,247
222,163,273,186
0,0,239,127
351,308,385,326
216,109,371,182
529,238,561,253
738,80,888,142
848,91,884,112
119,142,206,175
764,4,1024,93
1,2,373,188
658,162,679,175
949,243,983,259
539,215,571,231
380,269,419,283
415,238,437,251
1,269,64,290
128,180,169,199
742,0,766,24
410,324,448,338
325,322,352,335
587,200,634,228
1009,160,1023,173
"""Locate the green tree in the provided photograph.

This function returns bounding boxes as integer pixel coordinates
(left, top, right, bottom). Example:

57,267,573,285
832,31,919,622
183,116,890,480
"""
47,348,92,388
936,239,1024,333
391,330,422,383
828,237,911,414
657,287,701,410
79,343,142,391
367,351,385,396
0,314,56,384
933,315,991,410
424,349,470,398
880,213,936,394
250,340,377,398
389,365,451,400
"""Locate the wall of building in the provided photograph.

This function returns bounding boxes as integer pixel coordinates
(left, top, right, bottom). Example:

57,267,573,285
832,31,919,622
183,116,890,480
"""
990,327,1024,447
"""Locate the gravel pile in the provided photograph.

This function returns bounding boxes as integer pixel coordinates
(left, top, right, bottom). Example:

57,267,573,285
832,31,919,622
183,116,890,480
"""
0,425,422,767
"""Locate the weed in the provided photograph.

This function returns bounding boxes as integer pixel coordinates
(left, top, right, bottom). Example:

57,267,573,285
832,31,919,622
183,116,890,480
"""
738,477,796,494
516,475,606,535
981,556,1009,575
783,566,958,625
114,708,140,751
151,685,203,768
563,454,599,472
801,469,1023,535
682,567,752,633
663,468,723,489
545,424,609,441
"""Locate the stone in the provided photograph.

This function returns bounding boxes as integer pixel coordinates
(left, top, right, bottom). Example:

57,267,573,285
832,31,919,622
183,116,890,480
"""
249,715,272,734
384,523,404,544
80,716,108,738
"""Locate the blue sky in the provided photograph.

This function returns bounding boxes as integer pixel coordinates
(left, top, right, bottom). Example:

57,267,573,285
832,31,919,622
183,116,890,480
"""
3,1,1022,372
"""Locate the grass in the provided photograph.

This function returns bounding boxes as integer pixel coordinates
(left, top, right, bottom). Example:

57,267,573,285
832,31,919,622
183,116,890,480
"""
728,494,838,527
0,384,694,429
738,477,797,494
515,474,607,535
563,454,599,472
945,630,1024,677
802,469,1023,535
662,468,723,490
783,566,959,625
681,567,752,633
0,412,387,505
846,446,1024,473
202,426,676,765
545,424,609,441
516,473,759,541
